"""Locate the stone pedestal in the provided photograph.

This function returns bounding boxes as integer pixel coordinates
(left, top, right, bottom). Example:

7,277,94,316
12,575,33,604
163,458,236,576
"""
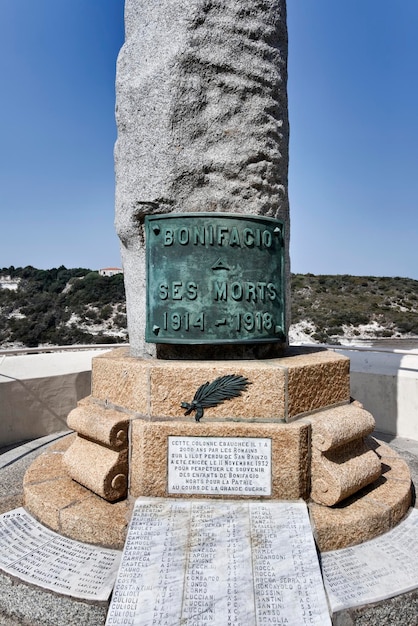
61,346,383,507
88,346,350,421
60,346,352,503
22,346,412,551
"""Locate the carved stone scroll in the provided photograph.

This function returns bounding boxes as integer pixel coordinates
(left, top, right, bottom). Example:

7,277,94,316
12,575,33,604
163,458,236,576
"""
63,401,130,501
309,404,382,506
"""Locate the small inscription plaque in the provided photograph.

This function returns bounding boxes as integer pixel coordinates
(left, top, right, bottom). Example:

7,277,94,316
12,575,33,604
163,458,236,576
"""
106,499,332,626
322,508,418,612
168,436,272,496
145,213,285,344
0,508,121,600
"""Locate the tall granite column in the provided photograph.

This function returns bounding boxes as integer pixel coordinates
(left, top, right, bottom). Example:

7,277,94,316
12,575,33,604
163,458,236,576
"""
115,0,290,358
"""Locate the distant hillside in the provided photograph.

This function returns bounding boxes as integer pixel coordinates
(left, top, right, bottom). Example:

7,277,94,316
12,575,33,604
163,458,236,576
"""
0,266,127,348
1,267,417,348
291,274,418,344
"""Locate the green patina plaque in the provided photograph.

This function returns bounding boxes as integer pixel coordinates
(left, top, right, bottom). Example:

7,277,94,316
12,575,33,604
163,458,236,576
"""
145,213,285,344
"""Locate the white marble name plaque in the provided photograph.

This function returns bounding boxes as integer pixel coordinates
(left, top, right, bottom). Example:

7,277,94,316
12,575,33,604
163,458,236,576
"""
168,436,272,496
106,498,331,626
322,508,418,612
0,508,121,600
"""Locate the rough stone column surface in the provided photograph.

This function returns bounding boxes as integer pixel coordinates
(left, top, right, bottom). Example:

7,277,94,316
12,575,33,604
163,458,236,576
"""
115,0,290,357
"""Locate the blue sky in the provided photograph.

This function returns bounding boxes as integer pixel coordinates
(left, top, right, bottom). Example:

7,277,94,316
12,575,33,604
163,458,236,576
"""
1,1,417,279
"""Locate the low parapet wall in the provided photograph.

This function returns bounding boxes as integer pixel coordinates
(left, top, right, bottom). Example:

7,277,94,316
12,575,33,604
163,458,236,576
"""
0,349,112,448
333,346,418,441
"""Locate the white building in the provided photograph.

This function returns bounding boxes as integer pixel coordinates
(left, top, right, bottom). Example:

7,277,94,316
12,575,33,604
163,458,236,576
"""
98,267,123,277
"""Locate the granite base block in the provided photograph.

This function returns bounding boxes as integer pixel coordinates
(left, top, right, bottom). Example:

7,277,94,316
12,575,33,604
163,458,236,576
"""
90,347,350,421
130,419,310,500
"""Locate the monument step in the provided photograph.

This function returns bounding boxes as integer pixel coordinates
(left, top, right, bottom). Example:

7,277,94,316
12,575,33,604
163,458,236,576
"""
23,434,411,552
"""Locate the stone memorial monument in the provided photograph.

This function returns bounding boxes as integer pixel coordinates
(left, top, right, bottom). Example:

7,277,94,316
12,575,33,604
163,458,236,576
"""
21,0,413,620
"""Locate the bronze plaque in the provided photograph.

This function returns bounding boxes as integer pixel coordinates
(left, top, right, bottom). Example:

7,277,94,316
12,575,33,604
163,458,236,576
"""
145,213,285,344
